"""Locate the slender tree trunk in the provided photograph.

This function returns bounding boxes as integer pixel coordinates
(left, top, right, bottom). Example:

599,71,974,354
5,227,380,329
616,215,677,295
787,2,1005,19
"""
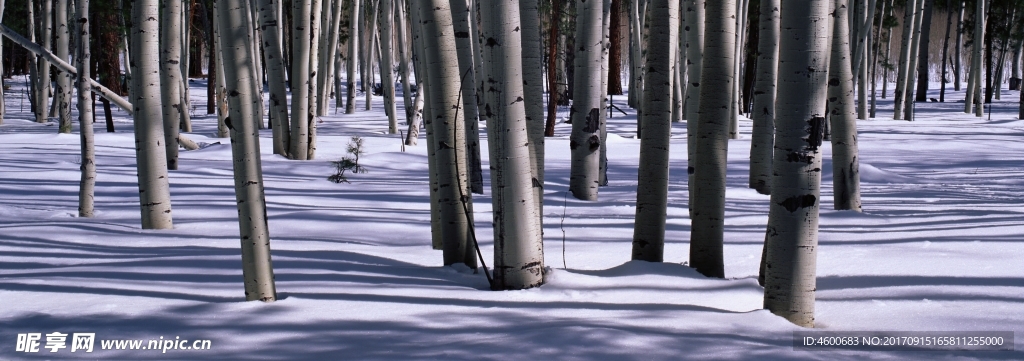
971,0,985,116
568,0,606,201
544,0,561,137
903,0,925,120
954,0,963,91
76,0,95,217
131,0,174,229
218,0,278,302
608,0,622,95
422,0,473,266
395,0,413,126
480,0,545,290
855,0,876,120
345,0,359,113
690,0,735,278
449,0,483,194
55,0,72,133
364,0,378,111
318,0,342,116
763,0,829,328
289,0,311,159
214,3,230,138
598,0,611,187
629,0,643,117
257,0,292,157
520,0,546,208
305,0,322,159
749,0,779,196
631,0,678,262
37,0,52,124
829,0,862,212
894,0,919,120
728,0,748,140
160,0,184,170
940,0,953,102
870,0,889,116
379,0,398,134
913,0,934,102
684,0,704,209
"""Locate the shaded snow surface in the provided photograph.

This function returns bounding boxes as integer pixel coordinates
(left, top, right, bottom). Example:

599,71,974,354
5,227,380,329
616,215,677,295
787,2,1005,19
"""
1,77,1022,360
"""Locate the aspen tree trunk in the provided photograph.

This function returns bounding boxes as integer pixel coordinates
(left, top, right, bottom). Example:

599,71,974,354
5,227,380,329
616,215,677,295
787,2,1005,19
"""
598,0,611,187
903,0,925,120
317,0,342,116
131,0,174,229
855,0,876,120
160,0,184,170
749,0,780,195
214,4,230,138
629,0,642,113
829,0,862,212
940,0,952,102
405,0,425,148
631,0,678,262
972,0,985,117
728,0,748,140
568,0,606,201
870,0,889,116
894,0,919,119
449,0,483,194
379,0,398,134
55,0,73,133
218,0,278,302
345,0,359,113
520,0,546,208
544,0,562,137
913,0,933,103
881,4,894,99
364,0,378,111
684,0,704,208
408,0,438,248
690,0,735,278
305,0,322,159
763,0,829,328
38,0,52,124
422,0,473,266
289,0,311,159
76,0,95,217
954,0,964,91
395,0,414,126
480,0,545,290
257,0,292,157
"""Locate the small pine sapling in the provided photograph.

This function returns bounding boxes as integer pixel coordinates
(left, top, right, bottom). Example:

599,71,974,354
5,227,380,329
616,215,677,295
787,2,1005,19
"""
328,137,367,183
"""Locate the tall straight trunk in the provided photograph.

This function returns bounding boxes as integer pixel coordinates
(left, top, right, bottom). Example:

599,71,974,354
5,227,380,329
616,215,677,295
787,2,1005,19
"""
690,0,735,278
903,0,925,120
684,0,704,208
289,0,311,159
608,0,622,95
568,0,606,201
829,0,862,212
380,0,397,133
913,0,934,102
763,0,829,328
480,0,545,290
318,0,343,116
306,0,322,159
450,0,483,194
37,0,52,124
954,0,963,91
728,0,748,140
131,0,174,229
631,0,678,262
421,0,474,266
971,0,985,116
408,0,438,248
749,0,779,195
205,0,216,114
55,0,72,133
76,0,95,217
520,0,546,208
940,0,953,102
629,0,642,113
598,0,611,187
395,0,413,126
893,0,919,119
345,0,359,113
161,0,184,170
257,0,292,157
855,0,877,120
214,4,230,138
870,0,889,116
179,0,193,133
544,0,561,137
218,0,278,302
363,0,378,111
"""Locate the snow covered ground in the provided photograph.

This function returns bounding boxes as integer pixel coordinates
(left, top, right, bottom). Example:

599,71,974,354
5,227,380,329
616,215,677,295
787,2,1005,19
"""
1,77,1022,360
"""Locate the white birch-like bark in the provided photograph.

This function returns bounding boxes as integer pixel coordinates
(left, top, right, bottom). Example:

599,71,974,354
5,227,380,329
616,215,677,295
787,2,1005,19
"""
76,0,95,217
37,0,52,124
289,0,311,159
380,0,397,134
629,0,643,125
684,0,704,207
160,0,184,170
422,0,473,265
568,0,606,201
214,4,230,138
319,0,344,116
729,0,748,140
395,0,413,126
828,0,862,212
598,0,611,187
257,0,292,157
955,0,964,91
480,0,545,290
763,0,830,328
218,0,278,302
631,0,678,262
520,0,545,207
903,0,925,120
748,0,780,195
689,0,736,278
55,0,72,133
410,1,438,248
448,0,483,194
893,0,919,120
364,0,378,111
856,0,876,120
306,0,323,159
971,0,985,117
345,0,360,114
131,0,174,229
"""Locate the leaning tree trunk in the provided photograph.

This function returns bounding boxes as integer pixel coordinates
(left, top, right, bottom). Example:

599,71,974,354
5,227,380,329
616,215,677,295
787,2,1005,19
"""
684,0,705,208
631,0,678,263
345,0,360,114
76,0,95,217
290,0,312,159
257,0,292,157
422,0,474,266
763,0,829,328
161,0,184,170
748,0,780,195
520,0,546,211
55,0,73,133
893,0,919,120
131,0,175,229
218,0,278,302
479,0,545,290
690,0,735,279
568,0,607,201
828,0,862,212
